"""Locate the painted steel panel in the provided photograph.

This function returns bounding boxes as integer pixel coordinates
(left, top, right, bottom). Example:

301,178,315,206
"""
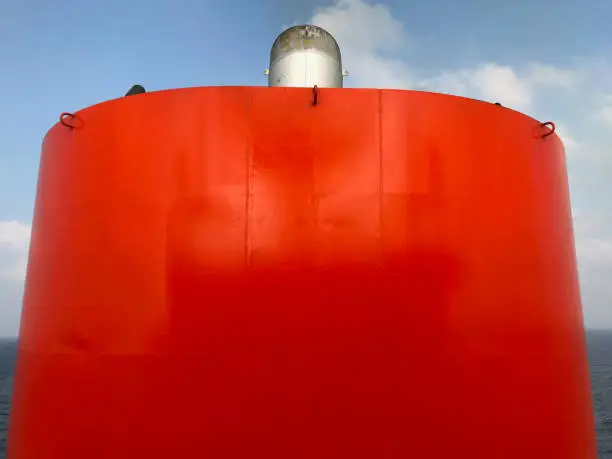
7,86,595,459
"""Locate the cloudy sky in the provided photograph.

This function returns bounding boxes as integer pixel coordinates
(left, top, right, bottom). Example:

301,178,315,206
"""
1,0,611,336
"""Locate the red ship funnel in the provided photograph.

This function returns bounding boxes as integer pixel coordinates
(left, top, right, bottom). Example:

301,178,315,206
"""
7,86,596,459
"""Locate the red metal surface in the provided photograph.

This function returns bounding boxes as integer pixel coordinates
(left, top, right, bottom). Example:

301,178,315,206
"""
8,86,596,458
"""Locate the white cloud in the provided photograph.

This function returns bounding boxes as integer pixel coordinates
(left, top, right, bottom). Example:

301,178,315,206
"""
573,210,612,266
595,105,612,128
311,0,576,111
309,0,612,328
0,220,30,252
422,63,533,111
312,0,405,53
525,63,576,88
466,64,532,109
0,220,30,335
312,0,413,89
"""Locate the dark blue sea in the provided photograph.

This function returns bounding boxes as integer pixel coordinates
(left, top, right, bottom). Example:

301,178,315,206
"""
0,332,611,458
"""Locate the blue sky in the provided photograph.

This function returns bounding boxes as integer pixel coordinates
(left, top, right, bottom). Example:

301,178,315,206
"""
1,0,611,219
1,0,612,335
